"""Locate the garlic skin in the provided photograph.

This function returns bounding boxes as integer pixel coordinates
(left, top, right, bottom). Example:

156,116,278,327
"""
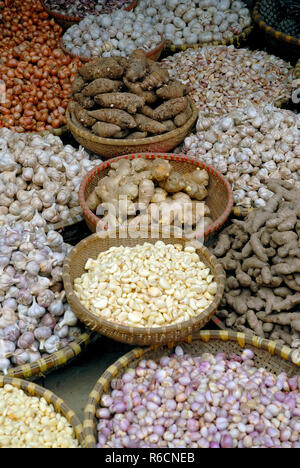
184,105,300,209
0,129,103,229
0,225,82,372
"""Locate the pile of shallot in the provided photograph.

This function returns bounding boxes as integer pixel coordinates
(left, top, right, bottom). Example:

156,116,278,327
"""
0,0,82,132
162,46,293,114
0,224,82,374
0,129,102,229
184,105,300,209
96,347,300,448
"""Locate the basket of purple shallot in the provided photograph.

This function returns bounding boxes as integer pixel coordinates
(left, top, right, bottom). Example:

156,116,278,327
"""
84,330,300,449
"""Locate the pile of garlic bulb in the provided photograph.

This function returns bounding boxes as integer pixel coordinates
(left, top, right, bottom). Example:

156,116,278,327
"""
0,224,82,374
135,0,252,46
62,10,162,59
184,105,300,209
0,129,102,230
162,46,293,115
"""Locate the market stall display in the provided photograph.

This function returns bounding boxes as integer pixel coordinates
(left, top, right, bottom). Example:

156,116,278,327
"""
79,154,233,236
184,105,300,210
212,179,300,347
83,330,300,449
62,10,163,61
0,0,82,133
162,46,294,114
0,376,84,448
0,129,104,230
63,234,225,345
134,0,253,50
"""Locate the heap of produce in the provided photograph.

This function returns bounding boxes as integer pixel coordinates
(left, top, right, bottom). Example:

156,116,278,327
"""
69,51,194,139
162,46,293,114
74,242,217,328
184,105,300,209
0,224,82,374
96,346,300,448
0,129,103,229
43,0,133,18
0,384,80,448
212,179,300,349
0,0,82,132
62,10,162,60
135,0,252,46
85,158,212,237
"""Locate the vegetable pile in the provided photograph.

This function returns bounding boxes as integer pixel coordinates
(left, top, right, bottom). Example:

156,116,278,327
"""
0,224,82,374
212,179,300,348
43,0,133,18
86,158,212,237
69,51,193,139
0,0,82,132
162,46,293,114
0,129,102,229
62,9,162,60
184,105,300,209
96,346,300,448
0,384,80,448
74,242,217,328
135,0,252,46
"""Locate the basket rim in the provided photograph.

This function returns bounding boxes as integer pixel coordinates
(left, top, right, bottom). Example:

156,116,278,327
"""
67,99,198,146
78,153,234,236
1,330,94,380
0,375,85,447
83,329,300,448
253,0,300,48
295,59,300,79
164,25,253,53
61,33,165,63
63,235,226,338
40,0,137,24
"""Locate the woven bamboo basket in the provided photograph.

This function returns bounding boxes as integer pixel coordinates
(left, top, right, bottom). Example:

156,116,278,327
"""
66,100,198,158
40,0,138,30
253,0,300,54
83,329,300,448
296,59,300,78
1,331,95,381
63,235,226,346
164,25,253,54
61,34,165,63
79,153,233,236
0,375,85,447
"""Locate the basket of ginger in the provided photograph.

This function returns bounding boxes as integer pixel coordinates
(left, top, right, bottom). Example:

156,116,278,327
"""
66,50,198,158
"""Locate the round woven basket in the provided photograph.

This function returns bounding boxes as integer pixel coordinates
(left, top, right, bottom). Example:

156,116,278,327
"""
78,153,233,236
61,34,165,64
66,99,198,158
83,329,300,448
40,0,138,30
1,330,95,381
164,25,253,54
253,0,300,53
295,59,300,79
0,375,85,448
63,235,226,346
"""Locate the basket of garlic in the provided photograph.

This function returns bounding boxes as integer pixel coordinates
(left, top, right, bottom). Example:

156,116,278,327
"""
63,235,225,346
62,9,164,62
78,154,233,239
0,224,95,380
83,329,300,449
0,376,84,448
0,129,104,232
183,105,300,216
134,0,253,52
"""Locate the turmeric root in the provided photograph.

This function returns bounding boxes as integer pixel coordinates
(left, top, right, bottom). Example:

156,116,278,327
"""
70,102,96,128
135,114,167,134
140,62,170,91
153,97,188,122
80,57,124,81
174,103,193,127
73,93,94,109
88,109,136,129
83,79,122,97
94,93,145,114
156,82,188,100
71,75,85,95
92,122,122,138
123,78,158,104
125,49,148,83
127,131,148,139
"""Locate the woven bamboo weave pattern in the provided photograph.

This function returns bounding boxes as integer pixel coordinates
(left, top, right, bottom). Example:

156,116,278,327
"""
83,330,299,448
